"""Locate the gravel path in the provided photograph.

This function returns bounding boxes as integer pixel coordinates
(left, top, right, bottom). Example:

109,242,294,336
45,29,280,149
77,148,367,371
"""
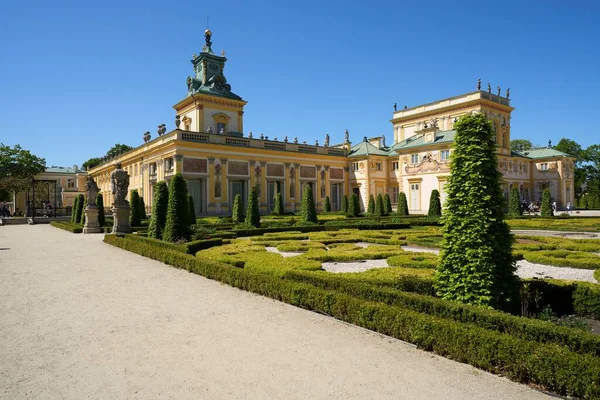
0,225,553,399
512,230,600,239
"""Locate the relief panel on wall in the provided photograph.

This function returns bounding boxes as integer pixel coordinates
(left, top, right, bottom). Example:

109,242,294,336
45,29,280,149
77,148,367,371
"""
183,158,207,173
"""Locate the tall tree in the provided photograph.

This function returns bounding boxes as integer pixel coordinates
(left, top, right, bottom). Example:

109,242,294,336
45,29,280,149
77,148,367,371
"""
397,192,409,216
147,181,169,239
375,194,384,216
508,187,523,217
428,189,442,217
82,157,103,171
555,138,585,199
106,144,134,159
0,144,46,196
510,139,533,151
129,190,142,227
435,113,517,311
583,144,600,196
301,186,318,223
163,174,190,242
245,186,261,227
383,193,392,216
540,189,553,217
367,194,375,214
232,194,244,223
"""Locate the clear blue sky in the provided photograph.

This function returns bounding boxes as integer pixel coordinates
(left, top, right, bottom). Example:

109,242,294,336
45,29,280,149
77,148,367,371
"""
1,0,599,167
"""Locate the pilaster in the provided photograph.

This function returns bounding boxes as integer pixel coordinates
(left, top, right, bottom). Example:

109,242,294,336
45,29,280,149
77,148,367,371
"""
294,163,301,211
174,155,183,174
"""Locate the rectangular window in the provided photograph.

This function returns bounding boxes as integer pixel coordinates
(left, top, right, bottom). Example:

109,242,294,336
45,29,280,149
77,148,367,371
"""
540,163,548,171
165,157,174,171
134,164,138,175
410,154,419,164
352,162,359,171
440,150,450,161
376,162,382,171
392,161,399,170
67,178,75,188
392,187,399,203
217,122,226,134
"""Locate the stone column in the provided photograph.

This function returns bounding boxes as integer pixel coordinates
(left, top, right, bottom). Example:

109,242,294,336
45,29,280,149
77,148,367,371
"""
207,157,217,214
344,166,350,199
220,158,228,214
259,161,267,213
315,164,322,211
284,163,292,211
294,163,301,212
174,154,183,174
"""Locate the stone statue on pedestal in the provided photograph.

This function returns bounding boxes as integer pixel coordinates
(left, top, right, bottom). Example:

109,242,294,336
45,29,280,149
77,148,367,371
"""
83,176,102,234
110,163,132,234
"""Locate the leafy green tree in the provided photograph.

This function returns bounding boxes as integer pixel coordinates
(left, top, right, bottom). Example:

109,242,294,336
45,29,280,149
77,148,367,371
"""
435,113,518,311
74,194,85,225
82,157,103,171
367,194,375,214
346,193,359,217
106,144,134,159
129,190,142,227
375,194,384,216
540,189,553,217
0,143,46,196
580,195,588,210
555,138,585,199
245,186,261,227
383,193,392,216
592,194,600,209
324,196,331,212
147,181,169,239
510,139,533,151
341,195,348,214
139,196,147,220
187,194,196,225
397,192,409,216
96,193,106,227
428,189,442,217
301,186,318,223
273,192,284,216
163,174,190,242
232,194,244,223
583,144,600,197
71,196,79,223
508,187,522,217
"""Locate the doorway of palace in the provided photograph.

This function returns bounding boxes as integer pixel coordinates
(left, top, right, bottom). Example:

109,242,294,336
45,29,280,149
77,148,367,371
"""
229,179,247,210
186,178,206,215
267,181,284,212
330,183,343,211
410,183,420,211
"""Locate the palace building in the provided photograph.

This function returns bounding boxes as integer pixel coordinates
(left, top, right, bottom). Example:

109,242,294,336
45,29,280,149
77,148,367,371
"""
85,30,575,216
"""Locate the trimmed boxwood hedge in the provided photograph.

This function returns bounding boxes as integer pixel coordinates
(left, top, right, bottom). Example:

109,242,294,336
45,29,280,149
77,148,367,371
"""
523,250,600,269
50,221,83,233
232,222,410,237
104,234,600,399
595,269,600,283
122,234,222,254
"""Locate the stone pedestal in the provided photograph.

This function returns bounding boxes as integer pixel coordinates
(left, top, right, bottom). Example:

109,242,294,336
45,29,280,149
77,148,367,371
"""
111,205,132,234
83,206,103,234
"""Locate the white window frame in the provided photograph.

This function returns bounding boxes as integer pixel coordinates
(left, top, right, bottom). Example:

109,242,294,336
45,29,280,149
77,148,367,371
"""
67,178,75,188
392,161,399,170
352,162,359,171
410,154,419,164
540,163,548,171
440,150,450,161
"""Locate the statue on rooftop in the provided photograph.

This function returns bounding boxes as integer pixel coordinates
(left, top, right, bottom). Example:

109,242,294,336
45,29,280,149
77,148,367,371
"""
477,78,481,90
284,136,288,143
506,88,510,99
344,129,349,143
394,103,397,112
207,126,213,133
497,86,501,96
487,83,491,93
294,137,298,143
248,131,253,139
324,133,330,147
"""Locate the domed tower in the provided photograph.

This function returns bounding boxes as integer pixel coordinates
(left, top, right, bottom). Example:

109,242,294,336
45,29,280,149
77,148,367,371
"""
173,30,247,135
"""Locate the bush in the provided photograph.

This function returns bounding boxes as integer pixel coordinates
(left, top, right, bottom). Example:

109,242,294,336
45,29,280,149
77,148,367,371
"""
79,195,87,224
367,194,375,214
580,196,589,210
105,235,600,399
50,221,82,233
147,181,169,239
428,189,441,217
383,193,392,216
301,186,317,223
595,269,600,283
97,193,106,227
398,192,409,216
541,189,553,217
435,113,518,311
273,192,284,216
163,173,190,242
375,194,384,216
71,196,79,223
508,187,522,216
232,194,244,223
523,250,600,269
341,195,348,214
140,196,147,220
129,189,142,227
245,185,261,228
346,193,360,217
324,196,331,212
188,194,196,225
122,233,222,254
74,194,85,224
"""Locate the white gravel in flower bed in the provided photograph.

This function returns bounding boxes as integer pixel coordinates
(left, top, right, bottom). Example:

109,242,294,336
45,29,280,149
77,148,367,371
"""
322,259,390,273
515,260,597,283
265,247,304,258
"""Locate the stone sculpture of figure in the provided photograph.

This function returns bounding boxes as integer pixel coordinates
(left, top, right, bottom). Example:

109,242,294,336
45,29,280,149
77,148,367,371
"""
207,126,213,133
293,137,298,143
260,133,264,140
219,127,224,134
487,83,491,93
284,136,288,143
315,140,319,146
430,117,438,128
404,105,408,109
548,139,552,148
477,78,481,90
324,133,330,147
175,115,181,128
85,176,100,207
344,129,349,143
506,88,510,99
497,86,501,96
394,103,397,112
110,163,130,207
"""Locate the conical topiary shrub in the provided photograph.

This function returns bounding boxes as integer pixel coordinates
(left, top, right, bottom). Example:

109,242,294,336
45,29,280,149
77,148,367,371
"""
324,196,331,212
273,192,284,216
383,193,392,216
245,186,261,227
140,196,147,220
341,195,348,214
346,193,360,217
398,192,409,216
129,189,142,227
301,186,318,223
187,194,196,226
71,196,79,223
367,194,375,214
163,173,190,242
428,189,442,217
508,187,522,217
232,194,244,223
79,195,87,224
375,193,384,216
147,181,169,239
540,189,553,217
96,193,106,227
75,194,85,224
